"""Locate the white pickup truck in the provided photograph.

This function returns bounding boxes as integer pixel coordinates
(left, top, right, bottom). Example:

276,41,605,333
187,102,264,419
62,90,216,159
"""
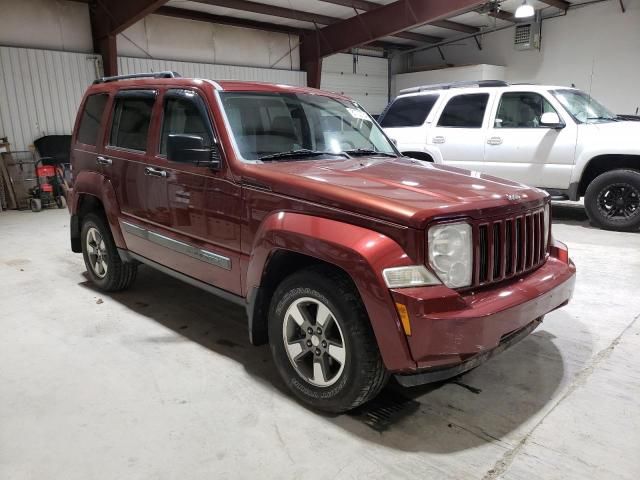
380,80,640,231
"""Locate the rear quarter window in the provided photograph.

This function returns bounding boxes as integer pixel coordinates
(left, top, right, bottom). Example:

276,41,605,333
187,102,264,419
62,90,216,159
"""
437,93,489,128
379,95,439,128
76,93,108,146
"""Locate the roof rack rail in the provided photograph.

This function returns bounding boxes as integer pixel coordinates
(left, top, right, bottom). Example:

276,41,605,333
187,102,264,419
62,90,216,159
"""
93,71,181,84
399,80,508,94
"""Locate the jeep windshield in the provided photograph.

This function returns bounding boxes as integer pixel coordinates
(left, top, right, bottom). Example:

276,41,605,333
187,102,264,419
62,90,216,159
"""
218,91,397,162
551,89,617,123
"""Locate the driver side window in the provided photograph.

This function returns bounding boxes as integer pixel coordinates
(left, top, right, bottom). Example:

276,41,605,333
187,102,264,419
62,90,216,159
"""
160,90,212,154
494,92,558,128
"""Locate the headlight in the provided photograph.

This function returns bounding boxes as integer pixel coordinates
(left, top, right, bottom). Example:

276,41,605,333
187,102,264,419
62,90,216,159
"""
428,222,473,288
543,203,551,251
382,266,440,288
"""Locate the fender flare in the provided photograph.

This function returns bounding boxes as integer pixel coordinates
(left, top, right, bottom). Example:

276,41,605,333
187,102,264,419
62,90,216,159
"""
246,211,417,372
71,171,126,249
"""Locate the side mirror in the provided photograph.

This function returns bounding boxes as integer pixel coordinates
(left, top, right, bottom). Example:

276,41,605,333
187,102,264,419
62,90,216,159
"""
166,134,221,169
540,112,565,129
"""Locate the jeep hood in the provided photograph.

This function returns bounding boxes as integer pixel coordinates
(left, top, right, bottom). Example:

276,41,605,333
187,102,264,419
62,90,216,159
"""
242,158,547,229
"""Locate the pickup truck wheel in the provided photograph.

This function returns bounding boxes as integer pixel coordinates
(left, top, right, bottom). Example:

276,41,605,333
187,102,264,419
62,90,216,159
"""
585,169,640,231
268,266,388,413
81,213,137,291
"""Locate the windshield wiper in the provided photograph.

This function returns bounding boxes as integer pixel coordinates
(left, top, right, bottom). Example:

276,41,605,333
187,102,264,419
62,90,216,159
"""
259,149,348,161
586,116,618,122
343,148,397,158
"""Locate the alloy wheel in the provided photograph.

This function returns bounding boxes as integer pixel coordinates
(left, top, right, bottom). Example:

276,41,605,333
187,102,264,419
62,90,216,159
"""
282,297,347,387
86,227,108,278
597,183,640,220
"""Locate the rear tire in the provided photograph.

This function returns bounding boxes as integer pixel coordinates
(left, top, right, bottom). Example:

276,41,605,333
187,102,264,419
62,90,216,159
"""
81,213,137,292
584,169,640,231
30,198,42,212
55,196,66,209
268,265,388,413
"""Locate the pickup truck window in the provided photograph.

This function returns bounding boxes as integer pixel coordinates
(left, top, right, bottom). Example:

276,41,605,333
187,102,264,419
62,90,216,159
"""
77,93,108,146
437,93,489,128
551,89,616,123
219,92,395,161
379,94,439,128
494,92,558,128
160,90,212,154
109,94,155,152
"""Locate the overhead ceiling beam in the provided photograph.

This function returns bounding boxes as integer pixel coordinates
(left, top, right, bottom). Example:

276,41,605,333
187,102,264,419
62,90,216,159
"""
90,0,169,38
155,6,408,51
318,0,480,34
488,10,516,22
156,5,305,35
191,0,443,44
539,0,570,9
301,0,485,61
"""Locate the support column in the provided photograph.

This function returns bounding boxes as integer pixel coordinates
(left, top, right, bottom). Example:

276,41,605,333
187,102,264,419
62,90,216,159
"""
96,35,118,77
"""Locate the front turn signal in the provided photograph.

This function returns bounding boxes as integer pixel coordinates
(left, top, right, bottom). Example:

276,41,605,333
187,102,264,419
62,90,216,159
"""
395,302,412,336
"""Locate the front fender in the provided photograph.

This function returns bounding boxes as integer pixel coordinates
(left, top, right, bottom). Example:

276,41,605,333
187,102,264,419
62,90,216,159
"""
71,171,126,249
247,212,418,372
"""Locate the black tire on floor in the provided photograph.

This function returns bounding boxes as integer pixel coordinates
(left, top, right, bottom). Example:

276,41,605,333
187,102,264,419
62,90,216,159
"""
268,265,388,413
55,196,66,209
81,213,137,292
584,169,640,231
30,198,42,212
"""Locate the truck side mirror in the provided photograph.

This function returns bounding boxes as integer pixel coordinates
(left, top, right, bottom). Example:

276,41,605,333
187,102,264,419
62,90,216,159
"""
540,112,565,129
166,134,221,169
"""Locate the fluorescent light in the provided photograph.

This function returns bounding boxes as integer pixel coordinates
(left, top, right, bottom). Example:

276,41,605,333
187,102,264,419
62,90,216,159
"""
515,1,535,18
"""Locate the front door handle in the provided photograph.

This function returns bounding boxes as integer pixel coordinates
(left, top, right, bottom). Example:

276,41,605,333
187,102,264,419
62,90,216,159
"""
487,136,503,145
96,156,112,166
144,167,168,178
433,136,446,144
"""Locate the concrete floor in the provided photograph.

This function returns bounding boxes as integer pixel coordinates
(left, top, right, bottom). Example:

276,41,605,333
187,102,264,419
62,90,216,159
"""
1,204,639,480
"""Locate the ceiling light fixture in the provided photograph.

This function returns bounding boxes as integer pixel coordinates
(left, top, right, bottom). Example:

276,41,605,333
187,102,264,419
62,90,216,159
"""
515,0,535,18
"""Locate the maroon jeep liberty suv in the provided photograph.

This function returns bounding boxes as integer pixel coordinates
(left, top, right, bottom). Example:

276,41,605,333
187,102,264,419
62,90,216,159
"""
68,72,576,412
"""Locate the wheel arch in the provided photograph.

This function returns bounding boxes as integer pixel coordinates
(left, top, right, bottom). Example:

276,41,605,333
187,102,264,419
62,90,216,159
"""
70,171,125,252
245,212,417,372
578,154,640,197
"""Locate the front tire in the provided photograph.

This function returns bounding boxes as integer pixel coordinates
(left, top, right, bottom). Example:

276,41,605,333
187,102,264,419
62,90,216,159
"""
81,213,137,291
584,169,640,231
268,266,388,413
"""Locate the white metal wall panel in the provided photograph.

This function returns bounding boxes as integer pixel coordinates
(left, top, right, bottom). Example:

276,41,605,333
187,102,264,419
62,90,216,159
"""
321,53,389,115
0,46,98,151
118,57,306,87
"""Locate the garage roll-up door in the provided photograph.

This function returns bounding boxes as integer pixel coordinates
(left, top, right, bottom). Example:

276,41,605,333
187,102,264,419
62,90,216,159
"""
321,53,389,116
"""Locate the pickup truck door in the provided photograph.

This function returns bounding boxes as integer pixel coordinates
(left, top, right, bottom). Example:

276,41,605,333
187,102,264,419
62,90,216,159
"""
482,91,577,188
427,92,492,171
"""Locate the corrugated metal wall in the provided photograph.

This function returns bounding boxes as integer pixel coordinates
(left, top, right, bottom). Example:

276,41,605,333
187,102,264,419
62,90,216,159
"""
0,47,390,151
0,46,99,151
118,56,306,86
0,47,306,151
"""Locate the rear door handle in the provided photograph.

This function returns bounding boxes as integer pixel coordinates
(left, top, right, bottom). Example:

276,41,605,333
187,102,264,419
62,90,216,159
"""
96,156,112,166
144,167,168,178
433,136,445,144
487,136,503,145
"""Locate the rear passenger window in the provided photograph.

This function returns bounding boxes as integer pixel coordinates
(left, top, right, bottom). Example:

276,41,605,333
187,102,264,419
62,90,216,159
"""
77,93,108,145
379,95,438,127
437,93,489,128
109,93,155,151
